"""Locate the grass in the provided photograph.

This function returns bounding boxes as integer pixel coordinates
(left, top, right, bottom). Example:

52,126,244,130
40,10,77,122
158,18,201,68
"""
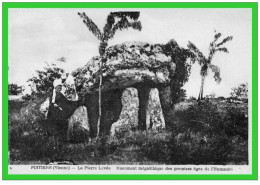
8,97,248,165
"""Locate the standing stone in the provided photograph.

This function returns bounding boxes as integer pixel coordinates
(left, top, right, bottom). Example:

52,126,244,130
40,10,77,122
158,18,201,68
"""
110,88,139,136
159,86,172,126
67,106,90,142
146,88,166,130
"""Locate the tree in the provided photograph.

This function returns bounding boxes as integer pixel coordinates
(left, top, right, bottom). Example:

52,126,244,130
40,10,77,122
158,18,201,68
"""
188,31,233,100
162,39,193,106
78,12,142,137
8,83,22,95
231,83,248,101
27,61,66,94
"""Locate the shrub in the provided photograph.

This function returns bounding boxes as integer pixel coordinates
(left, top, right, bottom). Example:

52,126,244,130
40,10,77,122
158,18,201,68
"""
223,106,248,140
27,62,66,94
138,130,232,164
141,131,172,162
8,83,23,95
175,100,223,134
8,94,68,161
8,95,248,165
21,94,31,101
171,100,247,164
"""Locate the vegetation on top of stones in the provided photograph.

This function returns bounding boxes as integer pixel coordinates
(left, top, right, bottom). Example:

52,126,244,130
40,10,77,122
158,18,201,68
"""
163,39,193,105
72,39,192,105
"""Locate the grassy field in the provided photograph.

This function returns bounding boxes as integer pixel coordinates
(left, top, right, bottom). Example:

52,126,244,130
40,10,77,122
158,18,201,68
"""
8,97,248,165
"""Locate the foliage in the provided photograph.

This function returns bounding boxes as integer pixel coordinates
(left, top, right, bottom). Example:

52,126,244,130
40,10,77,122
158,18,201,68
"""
8,83,22,95
78,11,142,56
223,106,248,139
9,94,86,161
162,39,193,105
138,130,232,164
9,94,53,160
171,100,248,164
93,100,248,164
27,62,66,94
78,11,142,136
188,30,233,100
21,94,32,101
9,94,247,165
175,101,223,135
176,89,187,102
230,83,248,100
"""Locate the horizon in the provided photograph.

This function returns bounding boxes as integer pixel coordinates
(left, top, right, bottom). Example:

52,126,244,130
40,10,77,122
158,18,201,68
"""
8,8,252,98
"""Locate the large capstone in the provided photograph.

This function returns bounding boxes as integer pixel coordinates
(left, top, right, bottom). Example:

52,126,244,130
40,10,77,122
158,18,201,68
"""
146,88,165,130
110,88,139,136
67,106,90,142
71,40,190,136
73,41,175,95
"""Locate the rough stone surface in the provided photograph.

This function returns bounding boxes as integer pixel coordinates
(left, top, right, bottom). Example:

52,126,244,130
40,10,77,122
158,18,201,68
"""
67,106,90,142
110,88,139,136
73,41,175,95
146,88,166,130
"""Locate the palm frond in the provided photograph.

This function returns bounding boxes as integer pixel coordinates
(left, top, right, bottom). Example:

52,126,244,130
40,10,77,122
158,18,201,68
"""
78,12,102,40
102,14,116,41
216,36,233,47
105,13,142,40
129,21,142,30
208,46,216,63
208,32,233,62
216,47,229,53
110,12,140,21
213,32,222,43
210,64,222,83
187,41,207,65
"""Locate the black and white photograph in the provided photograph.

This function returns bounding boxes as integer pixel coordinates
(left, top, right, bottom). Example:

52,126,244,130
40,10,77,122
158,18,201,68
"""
8,8,252,174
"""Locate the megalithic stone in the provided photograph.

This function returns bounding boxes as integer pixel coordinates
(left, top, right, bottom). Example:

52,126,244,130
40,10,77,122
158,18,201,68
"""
110,87,139,136
146,88,166,130
67,106,90,142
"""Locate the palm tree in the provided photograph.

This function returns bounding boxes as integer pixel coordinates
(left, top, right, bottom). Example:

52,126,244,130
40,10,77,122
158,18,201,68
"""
188,31,233,100
78,12,142,137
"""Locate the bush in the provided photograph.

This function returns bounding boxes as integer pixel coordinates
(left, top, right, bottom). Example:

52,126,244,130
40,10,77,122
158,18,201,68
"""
21,94,32,101
92,128,232,164
8,83,22,95
8,94,68,162
9,96,248,165
171,100,247,164
136,130,232,164
175,100,223,134
223,106,248,139
27,62,66,94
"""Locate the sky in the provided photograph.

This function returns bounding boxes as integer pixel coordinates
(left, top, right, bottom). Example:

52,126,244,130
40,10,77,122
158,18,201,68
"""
8,8,252,97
